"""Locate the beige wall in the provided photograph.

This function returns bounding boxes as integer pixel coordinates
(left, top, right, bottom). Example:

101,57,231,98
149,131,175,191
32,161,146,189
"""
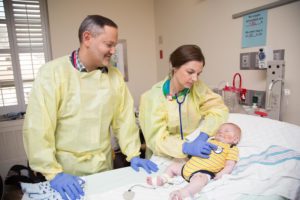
47,0,157,107
47,0,300,125
154,0,300,125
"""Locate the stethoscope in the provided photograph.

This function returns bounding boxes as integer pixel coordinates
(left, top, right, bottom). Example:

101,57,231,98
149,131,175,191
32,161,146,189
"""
175,90,189,140
163,79,189,140
123,180,185,200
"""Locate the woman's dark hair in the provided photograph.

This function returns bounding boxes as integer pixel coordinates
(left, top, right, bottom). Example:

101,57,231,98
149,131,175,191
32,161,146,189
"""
169,45,205,69
78,15,118,43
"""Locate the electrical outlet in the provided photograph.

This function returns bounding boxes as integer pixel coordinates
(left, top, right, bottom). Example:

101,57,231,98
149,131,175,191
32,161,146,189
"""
240,53,250,69
273,49,285,60
284,88,291,95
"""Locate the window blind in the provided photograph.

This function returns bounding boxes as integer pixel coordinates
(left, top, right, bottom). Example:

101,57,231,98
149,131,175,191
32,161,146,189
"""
0,0,51,114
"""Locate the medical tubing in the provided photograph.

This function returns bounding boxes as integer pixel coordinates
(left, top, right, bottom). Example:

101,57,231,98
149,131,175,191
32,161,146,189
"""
233,73,242,90
176,93,187,140
178,103,184,140
128,184,156,191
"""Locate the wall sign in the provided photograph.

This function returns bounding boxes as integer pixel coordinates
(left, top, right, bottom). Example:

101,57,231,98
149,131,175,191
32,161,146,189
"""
242,10,267,48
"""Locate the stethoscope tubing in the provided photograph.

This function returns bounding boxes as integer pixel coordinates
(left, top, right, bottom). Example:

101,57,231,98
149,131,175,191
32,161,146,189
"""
176,93,188,140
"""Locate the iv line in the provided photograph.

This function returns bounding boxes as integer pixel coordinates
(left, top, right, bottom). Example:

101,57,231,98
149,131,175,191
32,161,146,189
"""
128,184,156,191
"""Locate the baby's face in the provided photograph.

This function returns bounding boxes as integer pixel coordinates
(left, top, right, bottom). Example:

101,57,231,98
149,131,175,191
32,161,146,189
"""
215,124,240,144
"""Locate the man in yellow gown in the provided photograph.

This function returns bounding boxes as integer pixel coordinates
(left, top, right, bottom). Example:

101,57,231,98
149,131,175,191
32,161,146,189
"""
23,15,157,200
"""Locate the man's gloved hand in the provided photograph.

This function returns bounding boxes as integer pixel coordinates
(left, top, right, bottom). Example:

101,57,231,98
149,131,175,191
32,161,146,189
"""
130,157,159,174
182,132,217,158
50,172,84,200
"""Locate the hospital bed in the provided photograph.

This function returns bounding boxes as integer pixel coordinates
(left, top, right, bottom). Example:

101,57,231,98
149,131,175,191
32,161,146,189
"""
84,113,300,200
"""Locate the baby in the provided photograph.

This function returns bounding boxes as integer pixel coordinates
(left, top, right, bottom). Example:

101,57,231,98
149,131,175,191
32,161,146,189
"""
147,122,241,200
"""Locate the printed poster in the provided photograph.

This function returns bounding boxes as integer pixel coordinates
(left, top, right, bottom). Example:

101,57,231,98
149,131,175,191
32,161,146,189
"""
242,10,267,48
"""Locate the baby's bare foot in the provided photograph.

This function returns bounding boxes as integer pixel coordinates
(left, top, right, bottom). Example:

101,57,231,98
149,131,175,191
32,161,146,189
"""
146,177,153,185
169,190,182,200
169,189,191,200
146,176,165,186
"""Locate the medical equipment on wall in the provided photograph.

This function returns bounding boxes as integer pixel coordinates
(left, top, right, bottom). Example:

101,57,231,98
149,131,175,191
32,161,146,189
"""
265,60,285,120
223,73,247,113
258,48,273,69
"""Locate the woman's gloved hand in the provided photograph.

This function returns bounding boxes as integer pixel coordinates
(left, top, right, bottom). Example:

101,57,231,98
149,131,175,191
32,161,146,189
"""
130,157,159,174
182,132,217,158
50,172,85,200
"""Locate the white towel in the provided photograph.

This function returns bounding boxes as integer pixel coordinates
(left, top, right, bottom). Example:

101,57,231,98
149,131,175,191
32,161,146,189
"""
21,181,63,200
21,179,85,200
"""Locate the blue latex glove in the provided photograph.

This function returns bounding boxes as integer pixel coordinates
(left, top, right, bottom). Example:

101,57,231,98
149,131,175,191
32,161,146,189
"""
182,132,217,158
130,157,159,174
50,173,84,200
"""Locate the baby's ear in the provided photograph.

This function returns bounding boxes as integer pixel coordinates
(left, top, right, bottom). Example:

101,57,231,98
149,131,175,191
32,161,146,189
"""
233,136,240,144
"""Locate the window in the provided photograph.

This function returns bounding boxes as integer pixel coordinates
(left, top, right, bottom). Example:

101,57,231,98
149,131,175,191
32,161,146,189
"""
0,0,51,115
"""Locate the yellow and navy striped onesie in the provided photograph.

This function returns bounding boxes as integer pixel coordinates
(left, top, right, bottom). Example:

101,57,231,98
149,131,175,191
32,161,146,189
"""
182,139,239,182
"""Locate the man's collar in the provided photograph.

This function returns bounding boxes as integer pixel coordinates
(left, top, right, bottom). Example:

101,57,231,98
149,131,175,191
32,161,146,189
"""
71,49,108,73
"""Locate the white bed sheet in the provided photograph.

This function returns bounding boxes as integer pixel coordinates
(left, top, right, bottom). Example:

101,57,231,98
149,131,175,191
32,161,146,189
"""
197,113,300,200
84,114,300,200
228,113,300,155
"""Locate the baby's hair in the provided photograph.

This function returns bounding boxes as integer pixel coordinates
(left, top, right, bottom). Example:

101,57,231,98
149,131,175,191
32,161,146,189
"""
224,122,242,139
225,122,241,131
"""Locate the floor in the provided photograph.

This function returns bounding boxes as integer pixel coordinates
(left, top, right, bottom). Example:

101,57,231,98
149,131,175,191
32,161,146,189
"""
2,185,22,200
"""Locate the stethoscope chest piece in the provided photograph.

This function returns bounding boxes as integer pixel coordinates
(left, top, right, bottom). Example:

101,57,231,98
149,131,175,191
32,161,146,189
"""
214,146,223,154
123,190,135,200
